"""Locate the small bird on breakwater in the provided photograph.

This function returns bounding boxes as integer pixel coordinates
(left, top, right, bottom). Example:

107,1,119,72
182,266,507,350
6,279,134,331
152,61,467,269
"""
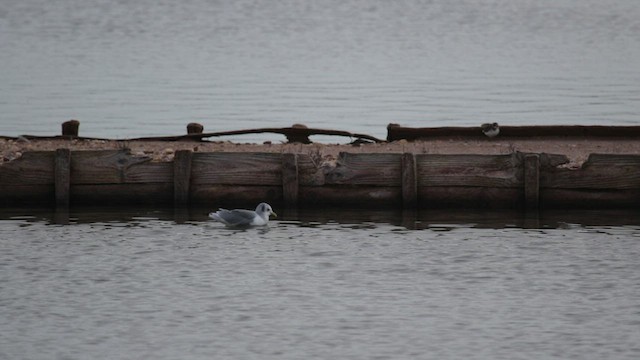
481,122,500,138
209,203,277,227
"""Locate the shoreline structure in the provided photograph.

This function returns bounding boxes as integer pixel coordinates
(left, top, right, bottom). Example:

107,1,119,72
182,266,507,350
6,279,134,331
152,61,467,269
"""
2,122,640,209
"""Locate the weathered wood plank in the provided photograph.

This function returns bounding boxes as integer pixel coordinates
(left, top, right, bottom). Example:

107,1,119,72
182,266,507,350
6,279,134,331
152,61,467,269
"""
70,184,174,206
540,188,640,208
55,149,71,208
0,152,55,185
416,153,523,187
539,153,570,168
282,153,299,208
323,153,402,185
70,150,171,184
524,154,540,209
296,153,326,186
541,154,640,189
300,186,402,208
418,187,522,209
191,184,403,208
2,150,640,209
0,185,54,206
124,162,173,183
190,185,283,207
387,124,640,141
401,153,417,208
174,150,193,207
191,153,283,185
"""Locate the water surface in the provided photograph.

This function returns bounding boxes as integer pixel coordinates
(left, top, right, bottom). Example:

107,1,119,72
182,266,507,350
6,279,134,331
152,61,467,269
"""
1,208,639,359
1,0,639,141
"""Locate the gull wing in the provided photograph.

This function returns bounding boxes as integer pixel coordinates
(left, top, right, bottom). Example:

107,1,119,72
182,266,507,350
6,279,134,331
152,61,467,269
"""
212,208,257,226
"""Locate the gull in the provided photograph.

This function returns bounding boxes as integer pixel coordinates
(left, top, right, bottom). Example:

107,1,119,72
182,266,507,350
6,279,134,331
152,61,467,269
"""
481,122,500,138
209,203,277,227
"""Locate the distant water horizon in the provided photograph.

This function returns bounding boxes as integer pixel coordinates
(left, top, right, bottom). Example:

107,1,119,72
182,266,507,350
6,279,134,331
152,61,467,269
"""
1,0,639,142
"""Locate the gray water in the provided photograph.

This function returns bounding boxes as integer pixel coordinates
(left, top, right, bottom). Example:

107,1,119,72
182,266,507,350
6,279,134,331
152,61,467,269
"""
2,2,640,358
1,0,640,142
1,208,640,359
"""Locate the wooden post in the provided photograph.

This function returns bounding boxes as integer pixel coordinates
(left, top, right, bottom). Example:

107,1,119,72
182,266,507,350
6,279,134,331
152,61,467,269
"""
174,150,193,207
187,122,204,134
401,153,418,208
524,154,540,209
55,148,71,208
282,153,299,208
61,120,80,137
285,124,311,144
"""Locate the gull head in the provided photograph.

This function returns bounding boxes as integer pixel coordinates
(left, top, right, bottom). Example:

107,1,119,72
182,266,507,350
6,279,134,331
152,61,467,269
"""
256,202,277,220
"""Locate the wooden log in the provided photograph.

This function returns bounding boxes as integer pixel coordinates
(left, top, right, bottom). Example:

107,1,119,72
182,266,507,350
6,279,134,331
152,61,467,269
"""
387,124,640,141
538,209,640,226
0,151,55,185
282,153,299,208
401,153,417,208
0,185,54,207
70,150,170,184
296,154,326,186
70,184,174,206
416,208,529,228
541,154,640,190
540,189,640,209
2,149,640,210
524,154,540,209
400,209,418,229
300,186,402,208
500,126,640,138
418,187,522,209
539,153,570,168
173,208,191,224
522,211,540,229
191,153,283,185
387,124,481,141
55,148,71,208
323,153,402,185
53,209,70,225
190,184,403,208
416,153,522,188
190,185,283,207
61,120,80,137
173,150,193,207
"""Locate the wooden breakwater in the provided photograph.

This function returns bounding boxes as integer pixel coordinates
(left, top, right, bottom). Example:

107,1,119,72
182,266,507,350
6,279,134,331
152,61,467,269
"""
2,148,640,209
386,124,640,141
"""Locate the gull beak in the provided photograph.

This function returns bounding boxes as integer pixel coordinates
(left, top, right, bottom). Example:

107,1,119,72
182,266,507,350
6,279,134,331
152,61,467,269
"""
271,211,278,218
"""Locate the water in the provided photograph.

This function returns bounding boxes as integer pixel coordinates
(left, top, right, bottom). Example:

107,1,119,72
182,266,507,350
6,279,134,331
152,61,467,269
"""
1,0,639,142
2,1,640,357
1,208,640,359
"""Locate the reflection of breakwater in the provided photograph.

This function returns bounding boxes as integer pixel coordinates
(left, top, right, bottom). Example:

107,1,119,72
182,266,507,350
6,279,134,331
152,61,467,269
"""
3,207,640,230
